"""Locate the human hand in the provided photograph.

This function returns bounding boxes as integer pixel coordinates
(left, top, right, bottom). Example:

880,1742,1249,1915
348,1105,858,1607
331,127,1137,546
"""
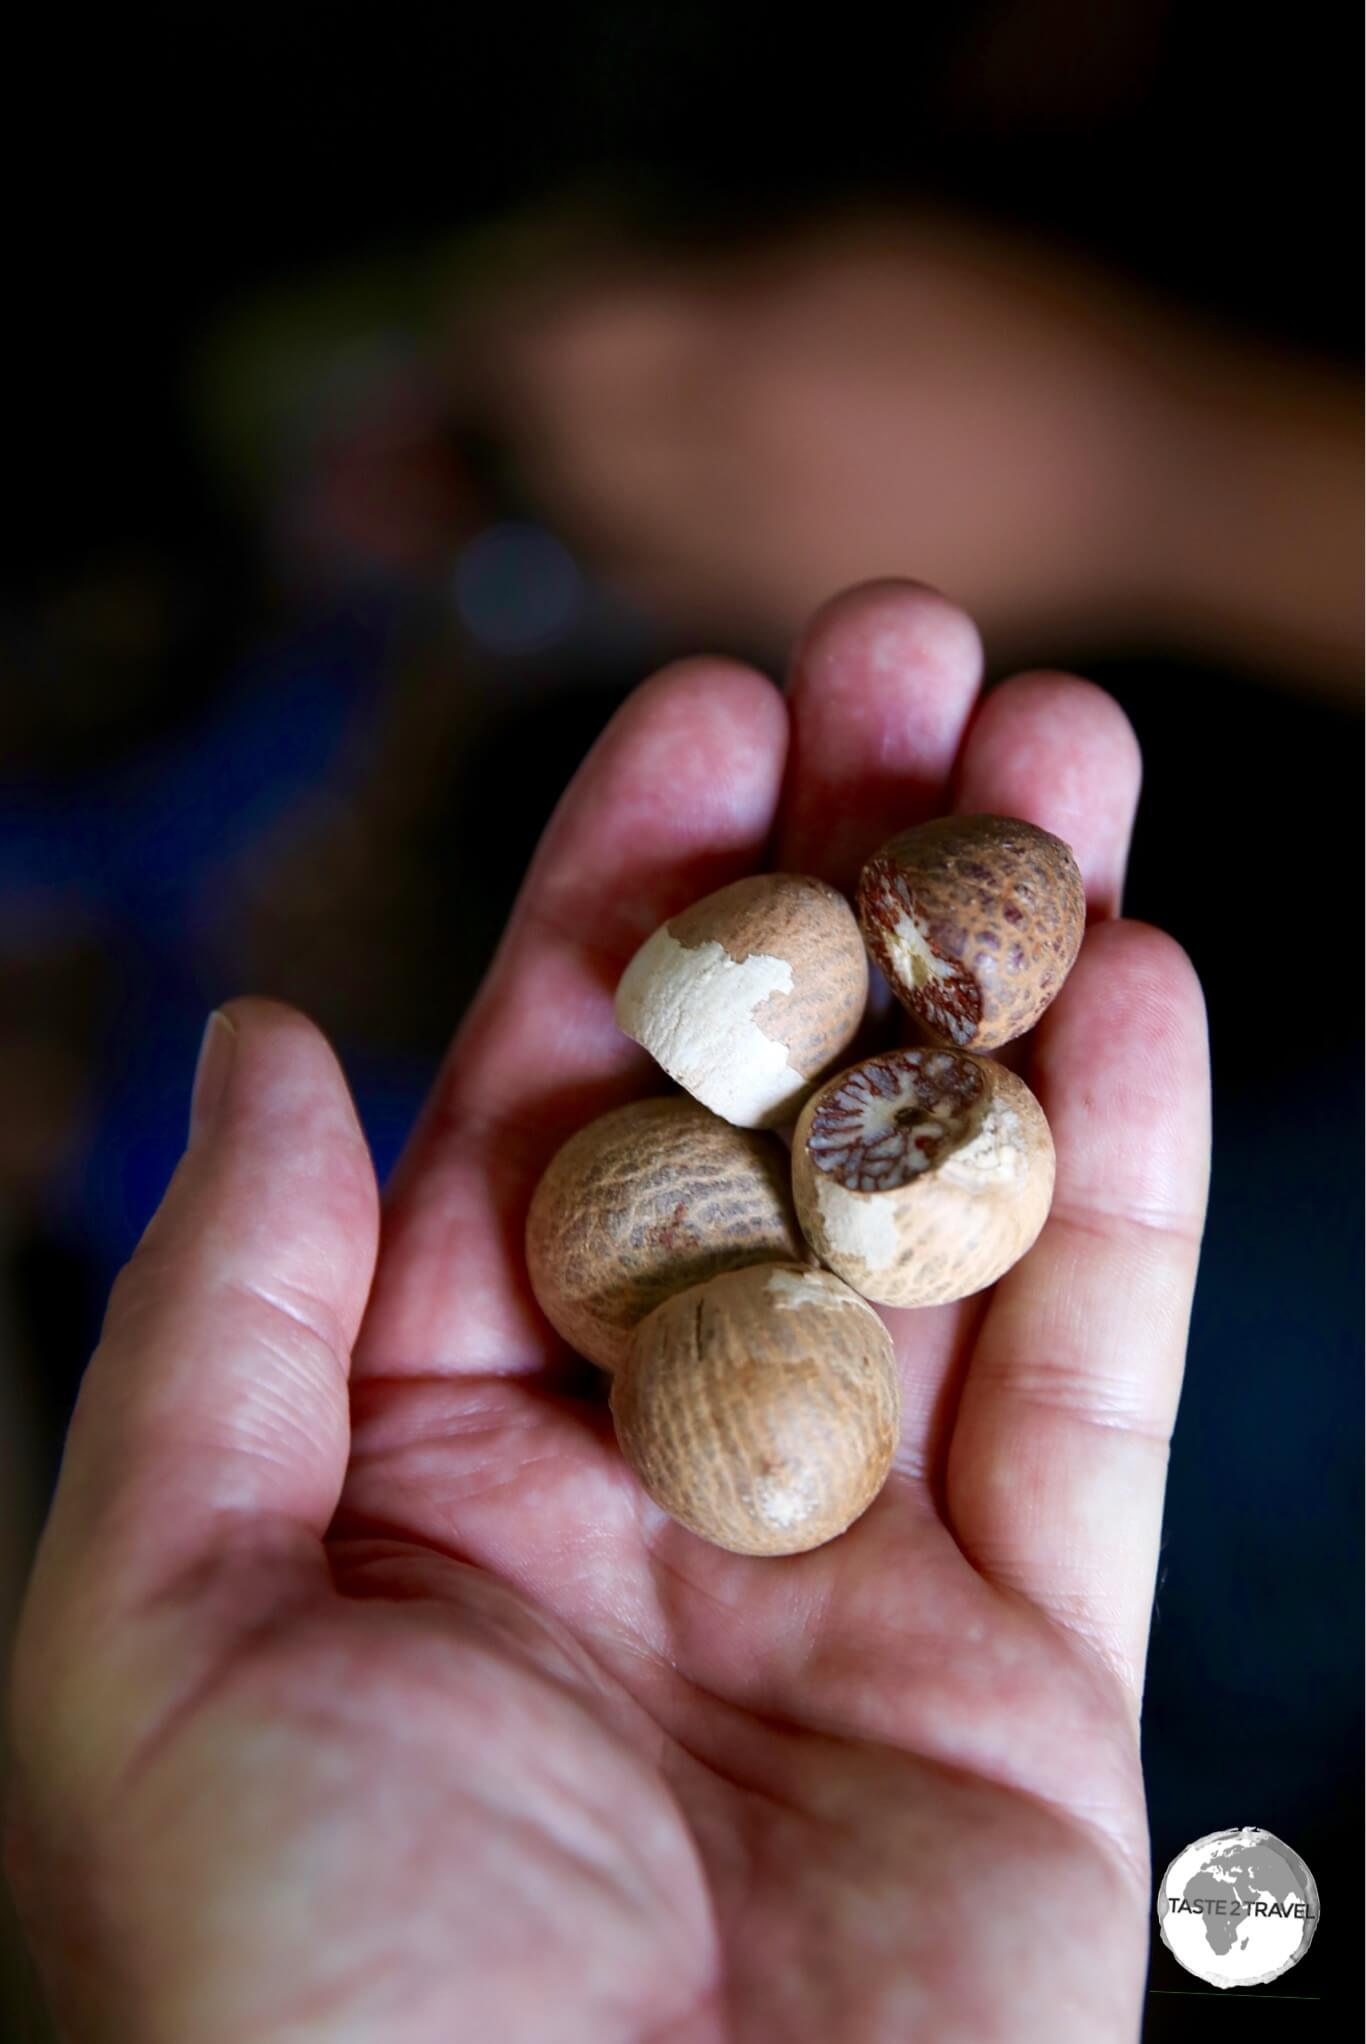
8,581,1209,2042
455,200,1361,697
454,207,1162,659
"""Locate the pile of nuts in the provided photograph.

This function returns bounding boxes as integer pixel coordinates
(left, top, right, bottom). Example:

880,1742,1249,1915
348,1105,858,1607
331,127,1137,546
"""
527,816,1085,1557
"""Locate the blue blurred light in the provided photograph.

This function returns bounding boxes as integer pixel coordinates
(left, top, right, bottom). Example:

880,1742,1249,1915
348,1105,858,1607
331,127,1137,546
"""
453,521,582,654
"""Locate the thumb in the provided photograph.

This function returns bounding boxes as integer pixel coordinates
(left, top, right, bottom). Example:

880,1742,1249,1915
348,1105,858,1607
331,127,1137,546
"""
10,998,379,1794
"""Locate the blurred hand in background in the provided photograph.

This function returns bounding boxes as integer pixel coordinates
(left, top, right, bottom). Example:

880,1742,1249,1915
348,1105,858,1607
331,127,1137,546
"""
444,199,1360,697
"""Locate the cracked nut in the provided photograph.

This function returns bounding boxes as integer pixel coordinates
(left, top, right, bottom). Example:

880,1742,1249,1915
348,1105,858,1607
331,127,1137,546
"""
792,1047,1055,1307
857,815,1084,1050
614,873,868,1128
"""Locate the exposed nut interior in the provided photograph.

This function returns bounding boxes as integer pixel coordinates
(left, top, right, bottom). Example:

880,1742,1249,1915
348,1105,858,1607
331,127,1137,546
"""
806,1051,987,1193
860,859,981,1045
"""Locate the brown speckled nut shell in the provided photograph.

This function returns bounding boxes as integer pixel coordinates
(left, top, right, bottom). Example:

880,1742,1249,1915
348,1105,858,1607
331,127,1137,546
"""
611,1262,900,1556
856,815,1084,1050
525,1096,807,1371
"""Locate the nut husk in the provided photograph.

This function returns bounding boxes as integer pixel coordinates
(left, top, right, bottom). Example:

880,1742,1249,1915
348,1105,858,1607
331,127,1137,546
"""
615,873,867,1127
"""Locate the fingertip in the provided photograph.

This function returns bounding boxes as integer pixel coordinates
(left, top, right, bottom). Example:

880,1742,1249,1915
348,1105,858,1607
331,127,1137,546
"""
636,650,788,728
781,578,984,884
213,994,375,1179
790,578,984,695
956,672,1142,916
1031,915,1212,1228
529,654,789,952
601,654,787,765
1054,918,1207,1043
1074,914,1200,979
1058,919,1211,1114
179,995,381,1331
996,669,1141,779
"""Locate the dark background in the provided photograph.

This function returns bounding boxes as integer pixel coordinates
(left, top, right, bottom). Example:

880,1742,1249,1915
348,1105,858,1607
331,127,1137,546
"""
3,3,1361,2036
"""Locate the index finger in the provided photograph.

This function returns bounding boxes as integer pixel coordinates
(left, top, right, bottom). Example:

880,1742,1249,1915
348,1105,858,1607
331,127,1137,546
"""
776,579,985,888
353,658,788,1380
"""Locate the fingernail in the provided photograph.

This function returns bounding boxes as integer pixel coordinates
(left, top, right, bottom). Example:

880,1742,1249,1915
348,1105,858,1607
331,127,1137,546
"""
189,1010,238,1147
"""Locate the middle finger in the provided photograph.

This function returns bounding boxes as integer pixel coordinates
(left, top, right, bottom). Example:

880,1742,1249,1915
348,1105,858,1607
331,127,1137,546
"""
776,578,985,889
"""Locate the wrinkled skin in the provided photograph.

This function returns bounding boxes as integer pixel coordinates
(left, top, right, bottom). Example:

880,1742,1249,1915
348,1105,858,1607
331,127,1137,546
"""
8,582,1209,2041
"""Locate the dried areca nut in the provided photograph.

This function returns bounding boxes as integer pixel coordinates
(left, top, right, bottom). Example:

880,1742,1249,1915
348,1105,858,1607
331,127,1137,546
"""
856,815,1084,1050
611,1262,899,1556
525,1096,807,1372
792,1048,1055,1308
614,874,868,1129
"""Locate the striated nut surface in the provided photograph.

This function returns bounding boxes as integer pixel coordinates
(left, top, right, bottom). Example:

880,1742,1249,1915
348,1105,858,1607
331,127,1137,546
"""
612,1262,900,1556
525,1096,806,1371
614,873,868,1128
792,1048,1055,1308
857,815,1084,1050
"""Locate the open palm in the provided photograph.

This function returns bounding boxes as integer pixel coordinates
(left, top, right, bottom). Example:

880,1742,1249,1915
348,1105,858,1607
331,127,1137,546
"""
10,582,1209,2042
